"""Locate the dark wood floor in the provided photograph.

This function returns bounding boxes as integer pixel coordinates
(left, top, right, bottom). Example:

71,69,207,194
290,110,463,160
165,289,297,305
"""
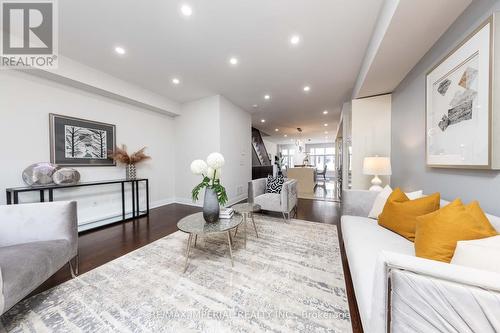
32,198,362,333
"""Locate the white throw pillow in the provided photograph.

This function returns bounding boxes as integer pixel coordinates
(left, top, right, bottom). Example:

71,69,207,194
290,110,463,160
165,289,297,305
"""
451,235,500,274
368,185,392,219
367,186,423,219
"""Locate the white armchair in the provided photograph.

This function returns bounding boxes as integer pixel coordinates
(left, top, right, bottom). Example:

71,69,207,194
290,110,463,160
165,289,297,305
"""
248,178,298,221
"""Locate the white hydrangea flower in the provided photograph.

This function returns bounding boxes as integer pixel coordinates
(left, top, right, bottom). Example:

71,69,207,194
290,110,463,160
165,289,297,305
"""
206,152,225,169
190,159,208,175
206,167,221,180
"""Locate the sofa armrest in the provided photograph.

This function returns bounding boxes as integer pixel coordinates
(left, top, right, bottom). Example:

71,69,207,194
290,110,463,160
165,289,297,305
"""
248,178,266,202
281,179,298,213
0,201,78,256
341,190,379,217
369,251,500,333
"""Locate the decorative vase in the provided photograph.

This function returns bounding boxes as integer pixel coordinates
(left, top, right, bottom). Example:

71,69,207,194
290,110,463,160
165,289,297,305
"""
126,164,136,180
203,187,220,223
53,168,80,185
22,162,59,186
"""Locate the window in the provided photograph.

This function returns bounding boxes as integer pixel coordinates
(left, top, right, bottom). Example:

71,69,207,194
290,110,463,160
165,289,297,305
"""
280,148,295,168
309,146,335,172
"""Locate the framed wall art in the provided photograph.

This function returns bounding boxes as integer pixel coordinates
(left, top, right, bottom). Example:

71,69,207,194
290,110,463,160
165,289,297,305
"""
426,17,492,169
50,114,116,166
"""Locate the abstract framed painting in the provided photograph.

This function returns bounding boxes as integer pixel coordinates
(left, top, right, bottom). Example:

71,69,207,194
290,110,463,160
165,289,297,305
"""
426,17,492,169
49,114,116,166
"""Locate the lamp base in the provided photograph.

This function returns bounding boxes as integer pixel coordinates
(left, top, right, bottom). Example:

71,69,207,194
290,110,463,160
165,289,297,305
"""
369,175,383,191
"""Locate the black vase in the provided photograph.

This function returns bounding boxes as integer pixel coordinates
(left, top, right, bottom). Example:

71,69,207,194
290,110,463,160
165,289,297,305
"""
203,188,220,223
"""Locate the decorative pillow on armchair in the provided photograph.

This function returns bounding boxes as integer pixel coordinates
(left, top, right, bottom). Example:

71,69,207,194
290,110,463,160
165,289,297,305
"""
266,175,284,193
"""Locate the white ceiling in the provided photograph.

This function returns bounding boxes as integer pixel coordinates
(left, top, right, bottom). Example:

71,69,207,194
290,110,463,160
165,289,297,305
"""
58,0,385,144
57,0,471,145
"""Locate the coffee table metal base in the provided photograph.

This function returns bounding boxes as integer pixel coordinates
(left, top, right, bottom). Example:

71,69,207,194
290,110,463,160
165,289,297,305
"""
183,229,235,273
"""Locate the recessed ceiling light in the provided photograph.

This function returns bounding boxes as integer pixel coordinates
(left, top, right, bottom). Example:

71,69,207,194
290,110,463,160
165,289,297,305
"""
303,86,311,92
284,134,288,137
275,128,279,132
229,57,238,66
323,110,328,115
324,131,328,134
324,123,328,127
264,94,271,100
290,34,301,45
114,46,126,55
180,4,193,17
261,119,266,123
172,77,180,85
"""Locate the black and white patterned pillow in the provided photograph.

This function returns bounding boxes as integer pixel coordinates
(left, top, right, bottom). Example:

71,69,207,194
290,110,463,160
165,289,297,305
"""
266,175,284,193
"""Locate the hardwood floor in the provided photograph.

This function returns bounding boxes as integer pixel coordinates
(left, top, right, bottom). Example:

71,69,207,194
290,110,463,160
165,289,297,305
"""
32,198,362,333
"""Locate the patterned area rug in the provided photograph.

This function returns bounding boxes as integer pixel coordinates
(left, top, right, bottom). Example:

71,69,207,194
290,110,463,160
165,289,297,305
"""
1,215,352,333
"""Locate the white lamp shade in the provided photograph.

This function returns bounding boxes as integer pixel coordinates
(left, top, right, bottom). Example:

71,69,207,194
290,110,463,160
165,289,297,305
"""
363,156,392,175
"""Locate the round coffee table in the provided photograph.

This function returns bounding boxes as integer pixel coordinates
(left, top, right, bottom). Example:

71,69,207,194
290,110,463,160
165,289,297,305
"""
232,203,261,248
177,212,242,272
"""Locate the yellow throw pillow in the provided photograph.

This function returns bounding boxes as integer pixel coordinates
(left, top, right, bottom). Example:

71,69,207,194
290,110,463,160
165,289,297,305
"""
415,199,498,263
378,188,440,241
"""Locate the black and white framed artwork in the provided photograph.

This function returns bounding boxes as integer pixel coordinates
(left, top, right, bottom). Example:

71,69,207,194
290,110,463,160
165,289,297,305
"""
50,114,116,166
426,18,492,168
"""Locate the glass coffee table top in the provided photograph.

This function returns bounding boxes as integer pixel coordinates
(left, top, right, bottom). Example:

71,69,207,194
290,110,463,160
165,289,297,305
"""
177,212,242,234
232,203,261,214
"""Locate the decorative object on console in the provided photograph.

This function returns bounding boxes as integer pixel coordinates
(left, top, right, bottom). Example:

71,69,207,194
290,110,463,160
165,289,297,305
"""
426,18,493,168
22,162,59,186
49,114,116,166
191,152,228,223
362,156,391,191
111,145,151,180
52,168,81,185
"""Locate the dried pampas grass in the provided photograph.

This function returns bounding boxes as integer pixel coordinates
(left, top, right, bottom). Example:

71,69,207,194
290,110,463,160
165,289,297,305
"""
111,145,151,165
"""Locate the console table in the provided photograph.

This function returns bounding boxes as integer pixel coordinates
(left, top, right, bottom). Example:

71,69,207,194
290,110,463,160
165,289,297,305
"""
6,179,149,230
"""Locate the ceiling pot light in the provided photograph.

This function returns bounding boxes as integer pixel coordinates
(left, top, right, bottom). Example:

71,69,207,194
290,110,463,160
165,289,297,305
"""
290,34,301,45
229,57,238,66
275,128,279,132
324,123,328,127
180,4,193,17
324,131,328,134
172,78,180,85
323,110,328,115
114,46,126,55
303,86,310,92
261,119,266,123
284,134,288,137
264,94,271,100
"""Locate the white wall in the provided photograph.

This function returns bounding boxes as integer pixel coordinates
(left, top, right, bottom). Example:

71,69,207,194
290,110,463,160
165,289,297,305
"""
351,94,392,189
174,95,220,205
219,96,252,203
263,138,278,162
0,70,176,228
174,95,251,205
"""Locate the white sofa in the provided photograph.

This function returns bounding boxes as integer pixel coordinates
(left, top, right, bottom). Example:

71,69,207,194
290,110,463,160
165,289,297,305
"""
341,190,500,333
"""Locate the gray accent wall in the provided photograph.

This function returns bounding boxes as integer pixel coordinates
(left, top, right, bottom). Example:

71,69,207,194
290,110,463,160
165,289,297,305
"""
391,0,500,215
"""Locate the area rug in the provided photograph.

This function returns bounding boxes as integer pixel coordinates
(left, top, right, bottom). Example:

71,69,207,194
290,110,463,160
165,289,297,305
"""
0,215,352,333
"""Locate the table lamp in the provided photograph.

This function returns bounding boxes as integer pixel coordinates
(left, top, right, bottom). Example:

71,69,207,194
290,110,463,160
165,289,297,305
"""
363,156,391,191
